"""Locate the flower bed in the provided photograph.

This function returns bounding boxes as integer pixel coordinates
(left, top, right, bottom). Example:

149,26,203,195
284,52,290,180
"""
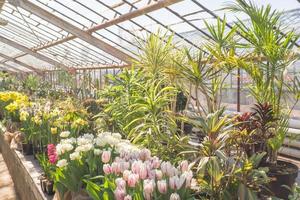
52,132,194,200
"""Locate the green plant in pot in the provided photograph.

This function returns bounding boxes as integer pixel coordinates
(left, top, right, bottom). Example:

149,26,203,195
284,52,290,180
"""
227,0,300,198
182,109,269,199
37,153,56,195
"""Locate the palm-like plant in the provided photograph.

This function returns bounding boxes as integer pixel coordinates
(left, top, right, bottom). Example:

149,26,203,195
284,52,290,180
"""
176,17,241,116
176,50,217,115
227,0,300,164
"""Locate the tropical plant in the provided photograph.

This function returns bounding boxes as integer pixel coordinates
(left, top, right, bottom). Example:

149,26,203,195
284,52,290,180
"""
227,0,300,164
99,68,144,134
125,78,188,162
197,152,268,200
181,108,233,173
22,74,40,95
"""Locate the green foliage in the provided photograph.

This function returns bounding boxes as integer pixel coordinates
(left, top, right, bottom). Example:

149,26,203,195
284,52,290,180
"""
36,153,56,180
98,68,144,133
226,0,300,164
23,74,40,94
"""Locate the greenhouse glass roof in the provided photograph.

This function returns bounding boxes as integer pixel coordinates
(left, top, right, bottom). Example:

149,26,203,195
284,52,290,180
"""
0,0,299,73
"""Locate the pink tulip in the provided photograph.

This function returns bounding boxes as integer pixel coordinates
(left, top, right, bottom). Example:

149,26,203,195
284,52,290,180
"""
170,193,181,200
157,180,167,194
139,148,151,161
169,176,176,190
131,160,142,174
161,161,172,175
120,161,130,172
155,170,163,180
114,188,126,200
139,163,148,180
151,156,161,169
182,171,193,188
179,160,189,172
143,179,155,200
112,162,122,174
169,176,184,190
127,174,139,188
148,169,156,180
123,170,131,181
101,150,111,163
124,195,132,200
103,164,112,175
116,178,126,190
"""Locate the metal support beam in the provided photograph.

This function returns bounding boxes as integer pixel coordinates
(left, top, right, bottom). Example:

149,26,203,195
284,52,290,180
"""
4,0,181,64
8,0,134,64
0,35,69,70
0,52,42,74
1,63,22,73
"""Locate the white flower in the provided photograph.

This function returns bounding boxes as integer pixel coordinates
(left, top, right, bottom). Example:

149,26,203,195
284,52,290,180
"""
94,149,102,155
112,133,122,140
60,131,70,138
70,152,81,160
56,159,68,168
77,134,94,146
56,143,74,155
75,144,93,153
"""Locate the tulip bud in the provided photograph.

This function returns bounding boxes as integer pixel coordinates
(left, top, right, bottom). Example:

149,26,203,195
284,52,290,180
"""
103,164,112,175
179,160,189,172
157,180,167,194
127,174,139,188
101,150,111,163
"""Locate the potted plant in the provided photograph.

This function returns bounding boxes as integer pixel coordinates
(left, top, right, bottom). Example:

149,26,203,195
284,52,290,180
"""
37,153,56,195
227,0,300,198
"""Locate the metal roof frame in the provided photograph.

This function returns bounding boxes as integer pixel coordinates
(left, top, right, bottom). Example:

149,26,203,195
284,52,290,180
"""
0,0,298,73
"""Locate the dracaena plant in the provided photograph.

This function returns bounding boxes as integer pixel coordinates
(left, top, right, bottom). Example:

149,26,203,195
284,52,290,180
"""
227,0,300,164
125,78,189,162
98,68,144,134
176,16,240,117
197,152,269,200
181,108,233,171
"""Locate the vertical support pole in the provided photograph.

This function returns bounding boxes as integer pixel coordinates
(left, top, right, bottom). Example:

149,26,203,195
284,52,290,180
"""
237,68,241,112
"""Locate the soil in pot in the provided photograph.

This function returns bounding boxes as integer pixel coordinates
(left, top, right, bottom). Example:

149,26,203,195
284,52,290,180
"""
22,143,33,155
263,160,298,199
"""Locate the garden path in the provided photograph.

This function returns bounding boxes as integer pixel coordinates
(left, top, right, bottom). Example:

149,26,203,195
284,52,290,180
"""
0,153,18,200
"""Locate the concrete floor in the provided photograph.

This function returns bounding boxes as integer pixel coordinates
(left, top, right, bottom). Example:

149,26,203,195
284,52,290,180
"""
0,153,18,200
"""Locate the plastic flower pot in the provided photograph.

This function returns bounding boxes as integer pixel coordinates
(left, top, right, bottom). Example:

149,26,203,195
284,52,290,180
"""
39,175,47,193
21,142,33,155
183,122,193,134
45,180,55,195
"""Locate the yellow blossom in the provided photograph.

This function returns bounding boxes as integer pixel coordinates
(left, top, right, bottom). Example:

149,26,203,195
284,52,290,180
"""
51,127,58,135
20,110,29,121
